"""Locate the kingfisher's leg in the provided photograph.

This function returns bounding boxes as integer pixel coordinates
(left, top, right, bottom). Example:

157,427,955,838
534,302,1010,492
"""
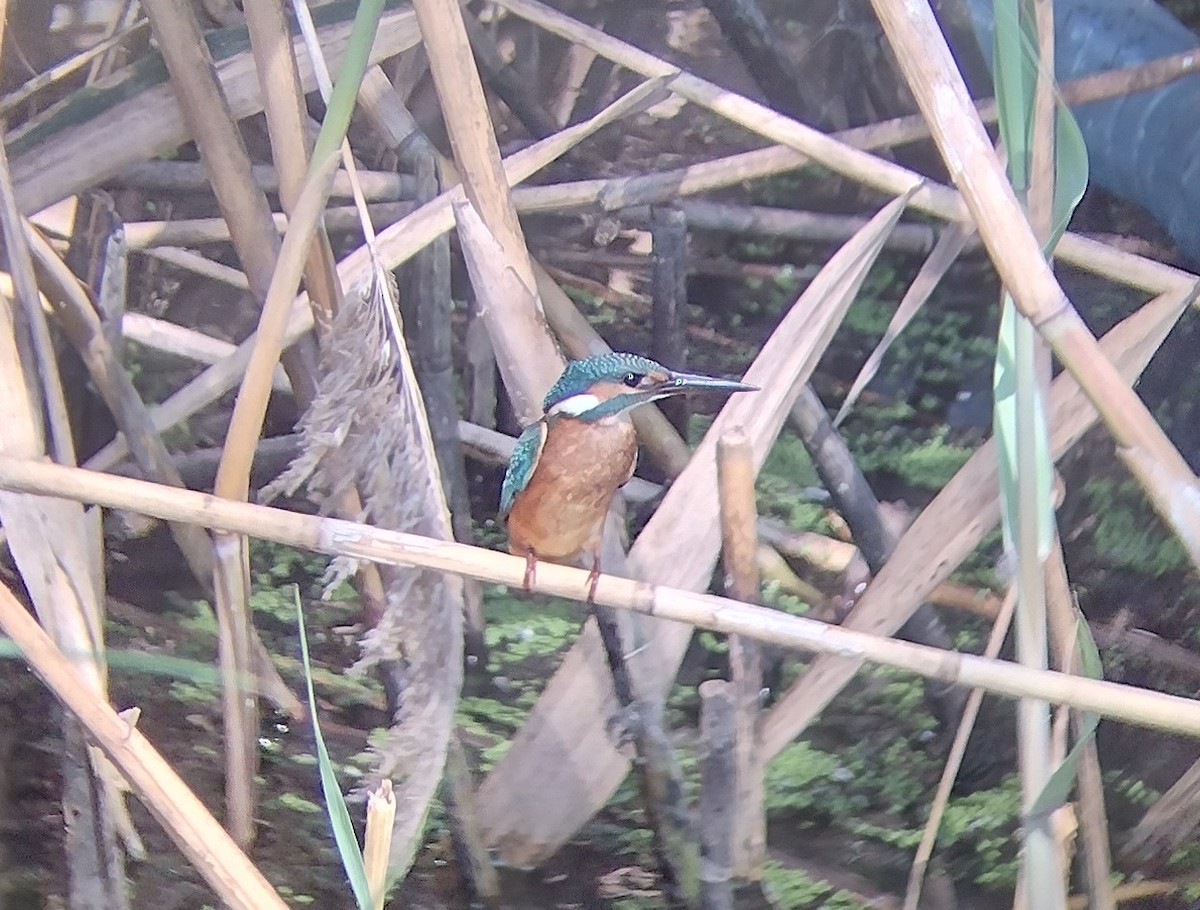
586,551,602,603
523,549,537,592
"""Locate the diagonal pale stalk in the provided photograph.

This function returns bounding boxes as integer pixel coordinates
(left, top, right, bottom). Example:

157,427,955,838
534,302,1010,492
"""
759,281,1198,759
0,133,131,893
476,189,917,864
83,75,669,474
243,0,345,325
904,589,1018,910
204,0,383,849
10,457,1200,739
834,222,972,425
498,0,1200,569
215,0,384,505
0,580,290,910
868,0,1200,562
411,0,560,420
22,226,301,716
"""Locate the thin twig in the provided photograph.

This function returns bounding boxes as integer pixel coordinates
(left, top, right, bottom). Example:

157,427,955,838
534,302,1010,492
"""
904,589,1018,910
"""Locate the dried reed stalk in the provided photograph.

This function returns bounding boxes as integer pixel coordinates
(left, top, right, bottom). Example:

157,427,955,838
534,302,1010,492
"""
9,4,426,214
413,0,561,419
4,456,1200,738
760,283,1197,759
142,0,286,845
0,580,289,910
716,430,766,879
870,0,1200,571
85,78,663,476
0,138,134,905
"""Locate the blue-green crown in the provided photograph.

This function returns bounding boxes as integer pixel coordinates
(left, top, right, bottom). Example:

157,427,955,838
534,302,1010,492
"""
543,353,665,411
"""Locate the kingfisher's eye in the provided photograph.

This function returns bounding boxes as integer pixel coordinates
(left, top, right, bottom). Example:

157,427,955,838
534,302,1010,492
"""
623,372,642,387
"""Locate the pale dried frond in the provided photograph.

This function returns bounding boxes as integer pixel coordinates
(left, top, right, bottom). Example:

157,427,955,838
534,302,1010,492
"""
263,264,462,876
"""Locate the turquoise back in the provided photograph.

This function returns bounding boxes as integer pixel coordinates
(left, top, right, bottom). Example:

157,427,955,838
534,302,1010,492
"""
500,422,547,517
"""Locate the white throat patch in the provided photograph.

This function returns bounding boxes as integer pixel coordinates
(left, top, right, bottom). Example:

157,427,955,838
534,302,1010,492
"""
549,393,602,416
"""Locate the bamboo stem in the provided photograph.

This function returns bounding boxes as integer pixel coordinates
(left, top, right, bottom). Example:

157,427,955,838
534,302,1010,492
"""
697,680,735,910
24,227,302,718
0,580,289,910
141,0,283,845
715,431,765,880
868,0,1200,570
4,456,1200,738
412,0,560,420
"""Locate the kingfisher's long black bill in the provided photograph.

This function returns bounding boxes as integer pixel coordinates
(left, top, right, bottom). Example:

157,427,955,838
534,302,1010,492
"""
663,371,759,395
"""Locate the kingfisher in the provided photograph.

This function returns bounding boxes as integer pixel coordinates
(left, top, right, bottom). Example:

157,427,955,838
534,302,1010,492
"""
500,352,757,600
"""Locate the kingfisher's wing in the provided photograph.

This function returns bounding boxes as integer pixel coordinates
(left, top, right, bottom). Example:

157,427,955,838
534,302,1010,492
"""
500,421,548,518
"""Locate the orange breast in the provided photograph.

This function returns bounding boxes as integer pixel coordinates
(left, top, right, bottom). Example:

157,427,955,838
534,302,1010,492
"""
506,417,638,563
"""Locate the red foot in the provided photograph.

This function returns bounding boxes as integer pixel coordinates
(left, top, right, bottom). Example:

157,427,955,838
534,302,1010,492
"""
586,553,601,603
523,550,537,592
